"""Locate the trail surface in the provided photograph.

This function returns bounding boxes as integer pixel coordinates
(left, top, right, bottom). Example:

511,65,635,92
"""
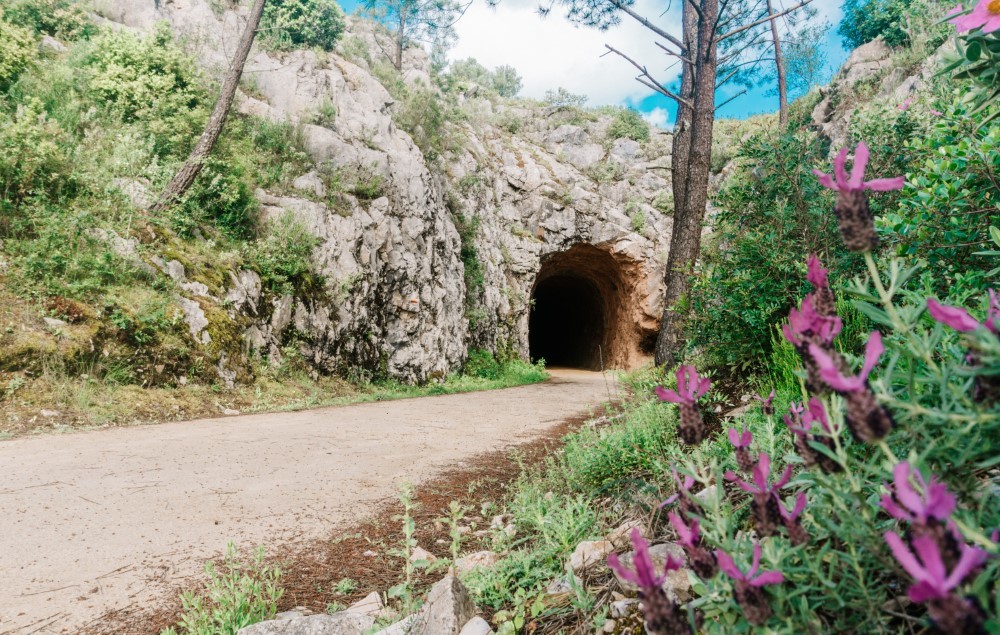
0,369,613,634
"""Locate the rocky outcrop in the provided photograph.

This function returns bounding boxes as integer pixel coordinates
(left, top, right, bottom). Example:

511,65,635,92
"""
90,0,673,381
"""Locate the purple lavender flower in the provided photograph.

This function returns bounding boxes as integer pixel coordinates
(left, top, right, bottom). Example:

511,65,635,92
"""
657,366,711,446
806,255,837,317
885,532,990,634
928,292,1000,404
813,142,906,252
660,468,703,518
725,453,793,537
668,512,718,579
608,529,693,635
727,425,756,472
881,462,956,525
801,398,842,473
754,389,776,416
809,331,894,442
716,543,784,626
783,295,845,393
881,462,960,566
779,492,809,546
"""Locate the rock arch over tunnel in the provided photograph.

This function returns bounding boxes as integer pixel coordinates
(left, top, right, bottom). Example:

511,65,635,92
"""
529,244,640,370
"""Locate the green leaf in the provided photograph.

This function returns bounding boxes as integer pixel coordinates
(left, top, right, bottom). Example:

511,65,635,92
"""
853,300,894,327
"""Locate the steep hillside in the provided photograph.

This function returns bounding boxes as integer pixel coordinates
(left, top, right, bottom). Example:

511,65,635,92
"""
0,0,675,432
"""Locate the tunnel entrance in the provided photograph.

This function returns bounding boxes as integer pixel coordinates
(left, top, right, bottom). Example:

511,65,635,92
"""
528,244,631,370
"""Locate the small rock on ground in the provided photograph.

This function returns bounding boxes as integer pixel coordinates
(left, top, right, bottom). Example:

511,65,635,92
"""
454,551,499,574
567,540,614,573
410,546,437,563
458,616,493,635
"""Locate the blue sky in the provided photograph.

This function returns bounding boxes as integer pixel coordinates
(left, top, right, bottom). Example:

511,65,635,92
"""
342,0,850,124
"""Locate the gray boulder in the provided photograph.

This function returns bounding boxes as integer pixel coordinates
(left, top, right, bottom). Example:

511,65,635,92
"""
237,611,375,635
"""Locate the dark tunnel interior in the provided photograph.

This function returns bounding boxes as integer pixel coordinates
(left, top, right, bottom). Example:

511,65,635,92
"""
528,274,607,370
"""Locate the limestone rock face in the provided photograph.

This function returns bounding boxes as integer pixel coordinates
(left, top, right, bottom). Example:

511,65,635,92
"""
90,0,674,380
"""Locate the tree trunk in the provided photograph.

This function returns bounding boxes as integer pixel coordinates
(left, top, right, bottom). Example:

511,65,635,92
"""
394,14,405,70
654,0,720,367
151,0,267,212
768,0,788,125
669,0,698,216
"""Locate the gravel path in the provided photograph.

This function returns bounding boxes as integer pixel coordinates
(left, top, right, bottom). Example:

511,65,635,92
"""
0,369,614,634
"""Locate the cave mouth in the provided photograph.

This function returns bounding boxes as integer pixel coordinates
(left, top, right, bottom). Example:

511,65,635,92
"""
529,275,606,369
528,244,627,370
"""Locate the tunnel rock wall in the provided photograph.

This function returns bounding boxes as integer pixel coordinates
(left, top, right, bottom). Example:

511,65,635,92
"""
86,0,673,378
447,109,674,370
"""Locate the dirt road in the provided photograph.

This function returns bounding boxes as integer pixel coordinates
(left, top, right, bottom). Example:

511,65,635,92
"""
0,369,614,634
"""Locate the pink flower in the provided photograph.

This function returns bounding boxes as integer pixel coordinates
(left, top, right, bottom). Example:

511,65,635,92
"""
949,0,1000,33
928,291,1000,335
783,402,807,436
607,528,684,592
803,398,833,434
881,462,956,524
725,453,793,496
716,543,785,586
927,299,981,332
728,425,752,449
812,142,906,194
884,532,990,602
779,492,807,523
755,389,776,415
668,512,700,548
783,296,842,347
809,331,884,392
930,109,944,116
656,365,711,405
659,467,696,507
898,97,913,111
806,255,829,289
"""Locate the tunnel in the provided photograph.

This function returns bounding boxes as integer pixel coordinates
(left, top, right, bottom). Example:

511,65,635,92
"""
528,244,631,370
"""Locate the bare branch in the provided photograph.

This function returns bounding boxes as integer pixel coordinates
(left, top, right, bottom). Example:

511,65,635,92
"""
610,0,688,52
656,41,694,66
715,88,747,111
603,44,692,106
717,0,815,42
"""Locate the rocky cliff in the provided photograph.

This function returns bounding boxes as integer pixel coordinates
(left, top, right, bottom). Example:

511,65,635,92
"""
89,0,674,382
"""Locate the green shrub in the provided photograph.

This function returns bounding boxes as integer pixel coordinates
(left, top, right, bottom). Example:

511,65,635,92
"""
882,98,1000,288
0,99,71,218
245,212,321,295
259,0,345,52
1,0,95,39
607,107,649,142
0,18,35,89
161,544,283,635
177,157,258,239
838,0,913,48
84,24,206,158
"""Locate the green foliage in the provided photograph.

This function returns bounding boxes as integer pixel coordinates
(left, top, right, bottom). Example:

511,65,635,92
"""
585,160,627,184
259,0,346,52
690,131,863,370
882,98,1000,286
542,86,587,108
838,0,913,48
454,212,485,325
941,26,1000,125
0,0,95,39
0,17,35,89
160,543,283,635
83,24,207,158
244,212,321,295
606,107,649,142
177,157,258,239
392,80,463,160
0,99,70,217
491,64,522,98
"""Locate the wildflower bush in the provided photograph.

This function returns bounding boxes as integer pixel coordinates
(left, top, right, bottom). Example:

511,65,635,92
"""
259,0,346,52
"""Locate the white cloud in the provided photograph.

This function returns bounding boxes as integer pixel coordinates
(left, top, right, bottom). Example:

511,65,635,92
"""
448,0,683,106
642,107,669,129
